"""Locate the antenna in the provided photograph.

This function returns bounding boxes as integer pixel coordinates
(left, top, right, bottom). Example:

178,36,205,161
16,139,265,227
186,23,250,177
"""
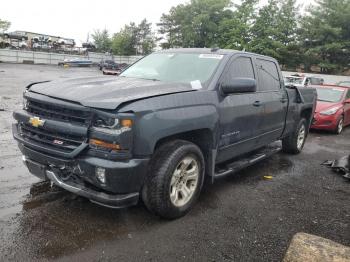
211,47,220,52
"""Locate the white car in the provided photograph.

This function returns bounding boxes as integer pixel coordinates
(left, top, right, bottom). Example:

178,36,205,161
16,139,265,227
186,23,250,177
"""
284,74,324,87
58,38,75,46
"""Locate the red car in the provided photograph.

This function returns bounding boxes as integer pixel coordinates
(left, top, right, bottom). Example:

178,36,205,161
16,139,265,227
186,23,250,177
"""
311,85,350,134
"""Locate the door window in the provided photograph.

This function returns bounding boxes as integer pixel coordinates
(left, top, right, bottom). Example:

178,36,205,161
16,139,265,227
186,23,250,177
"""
224,56,255,83
256,59,281,91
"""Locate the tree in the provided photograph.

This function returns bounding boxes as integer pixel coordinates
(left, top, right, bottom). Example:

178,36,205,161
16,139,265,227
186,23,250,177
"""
249,0,282,58
299,0,350,73
111,19,155,55
136,19,156,55
0,19,11,33
217,0,258,50
274,0,301,69
158,6,184,49
245,0,301,70
91,29,111,52
158,0,231,48
87,0,349,73
111,27,136,56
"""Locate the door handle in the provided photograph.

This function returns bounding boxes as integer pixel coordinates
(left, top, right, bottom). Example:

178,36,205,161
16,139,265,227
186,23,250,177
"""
253,101,262,107
281,98,288,103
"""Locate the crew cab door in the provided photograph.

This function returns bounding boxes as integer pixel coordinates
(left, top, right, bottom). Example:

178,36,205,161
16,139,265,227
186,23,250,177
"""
216,56,264,163
254,58,288,147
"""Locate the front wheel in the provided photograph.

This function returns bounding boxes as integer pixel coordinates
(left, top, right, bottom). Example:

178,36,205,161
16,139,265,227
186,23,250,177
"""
282,118,308,154
334,117,344,134
142,140,205,219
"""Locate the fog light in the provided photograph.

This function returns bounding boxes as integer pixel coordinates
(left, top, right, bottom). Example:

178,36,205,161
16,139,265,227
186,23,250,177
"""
96,167,106,184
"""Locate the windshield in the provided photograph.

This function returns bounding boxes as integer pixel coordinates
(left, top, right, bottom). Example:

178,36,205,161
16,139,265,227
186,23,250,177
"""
315,87,344,102
337,81,350,87
285,76,303,85
120,53,223,84
309,77,323,85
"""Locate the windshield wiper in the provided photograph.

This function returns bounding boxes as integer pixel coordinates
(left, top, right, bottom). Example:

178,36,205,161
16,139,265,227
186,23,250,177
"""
143,78,160,81
119,76,160,81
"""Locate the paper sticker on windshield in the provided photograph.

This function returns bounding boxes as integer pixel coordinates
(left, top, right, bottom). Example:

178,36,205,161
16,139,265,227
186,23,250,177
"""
191,80,202,90
332,88,344,92
199,54,223,59
167,54,175,57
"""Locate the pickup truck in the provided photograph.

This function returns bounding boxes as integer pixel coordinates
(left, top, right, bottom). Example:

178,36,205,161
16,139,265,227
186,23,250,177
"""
13,48,317,219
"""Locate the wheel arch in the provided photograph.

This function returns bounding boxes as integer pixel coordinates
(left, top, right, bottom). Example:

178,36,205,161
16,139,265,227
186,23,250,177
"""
301,107,313,122
300,107,314,130
153,128,217,181
154,128,214,154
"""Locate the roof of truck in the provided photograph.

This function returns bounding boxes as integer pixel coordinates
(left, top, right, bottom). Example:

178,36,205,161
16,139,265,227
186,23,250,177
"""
158,48,237,55
156,48,277,61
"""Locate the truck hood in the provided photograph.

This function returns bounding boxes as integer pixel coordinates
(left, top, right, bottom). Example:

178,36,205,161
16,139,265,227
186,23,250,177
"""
29,76,195,109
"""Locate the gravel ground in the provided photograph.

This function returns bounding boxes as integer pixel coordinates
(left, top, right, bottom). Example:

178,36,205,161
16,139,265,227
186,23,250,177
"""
0,63,349,262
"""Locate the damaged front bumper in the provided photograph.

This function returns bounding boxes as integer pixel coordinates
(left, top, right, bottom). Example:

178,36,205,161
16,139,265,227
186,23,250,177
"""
23,155,140,208
14,124,150,208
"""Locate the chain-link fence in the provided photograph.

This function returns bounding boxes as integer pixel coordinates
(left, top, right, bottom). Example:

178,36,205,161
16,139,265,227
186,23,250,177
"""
0,49,142,65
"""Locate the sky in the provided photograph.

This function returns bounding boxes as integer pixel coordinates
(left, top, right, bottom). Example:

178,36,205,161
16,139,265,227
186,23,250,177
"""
0,0,314,46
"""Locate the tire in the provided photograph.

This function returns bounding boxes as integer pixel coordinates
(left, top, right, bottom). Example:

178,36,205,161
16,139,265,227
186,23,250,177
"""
282,118,308,154
334,116,344,134
142,140,205,219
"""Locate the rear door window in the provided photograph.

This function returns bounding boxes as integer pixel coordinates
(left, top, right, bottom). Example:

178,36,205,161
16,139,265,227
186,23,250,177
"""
256,59,281,91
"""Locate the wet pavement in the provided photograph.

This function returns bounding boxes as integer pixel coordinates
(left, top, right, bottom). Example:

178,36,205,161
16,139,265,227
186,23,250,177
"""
0,63,349,261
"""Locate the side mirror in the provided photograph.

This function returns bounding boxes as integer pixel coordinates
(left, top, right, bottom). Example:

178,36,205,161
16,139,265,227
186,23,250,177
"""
221,78,257,94
345,98,350,104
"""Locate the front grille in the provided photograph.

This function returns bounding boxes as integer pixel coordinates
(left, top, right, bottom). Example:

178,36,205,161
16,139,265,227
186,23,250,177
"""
20,123,86,153
27,99,91,125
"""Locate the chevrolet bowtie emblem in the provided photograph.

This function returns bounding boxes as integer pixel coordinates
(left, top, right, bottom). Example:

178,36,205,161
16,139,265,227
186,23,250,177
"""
28,117,45,128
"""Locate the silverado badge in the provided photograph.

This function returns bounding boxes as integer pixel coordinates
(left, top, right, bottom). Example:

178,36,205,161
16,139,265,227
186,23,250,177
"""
28,117,45,128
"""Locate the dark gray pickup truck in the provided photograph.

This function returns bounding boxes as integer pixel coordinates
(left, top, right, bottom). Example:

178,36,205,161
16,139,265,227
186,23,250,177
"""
13,48,316,218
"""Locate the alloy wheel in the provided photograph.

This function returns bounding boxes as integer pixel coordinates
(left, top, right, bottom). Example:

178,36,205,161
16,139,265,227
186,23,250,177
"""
297,125,306,150
337,118,343,134
169,156,199,207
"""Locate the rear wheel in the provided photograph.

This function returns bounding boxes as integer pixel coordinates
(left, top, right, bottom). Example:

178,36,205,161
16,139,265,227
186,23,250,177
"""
142,140,205,219
282,118,308,154
334,117,344,134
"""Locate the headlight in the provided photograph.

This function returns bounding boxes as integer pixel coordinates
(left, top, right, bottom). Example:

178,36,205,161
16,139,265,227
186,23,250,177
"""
92,114,133,136
320,106,342,116
93,116,119,129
